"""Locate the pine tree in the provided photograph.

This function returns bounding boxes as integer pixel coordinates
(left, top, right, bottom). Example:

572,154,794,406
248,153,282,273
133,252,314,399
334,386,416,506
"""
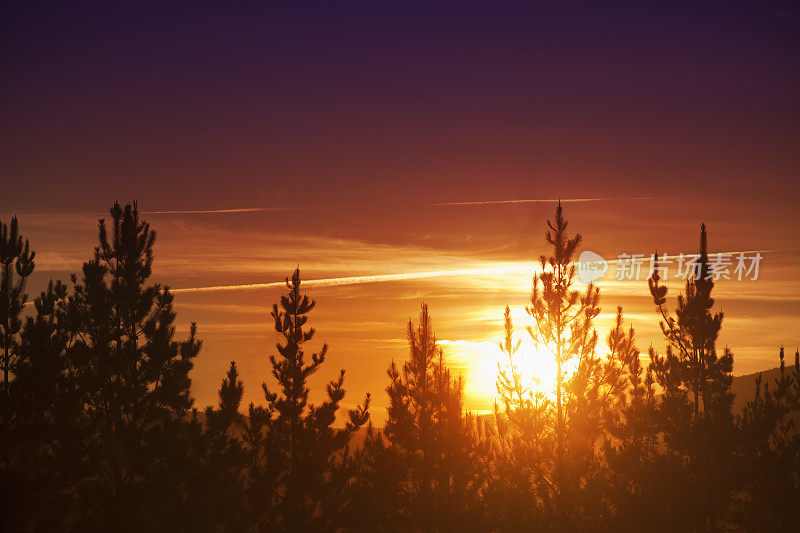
648,224,732,422
647,224,735,529
182,361,248,531
16,281,72,423
247,268,369,530
64,201,201,526
9,280,86,528
525,202,600,521
735,347,800,528
379,303,481,530
602,307,660,528
489,306,552,528
0,216,35,423
562,305,631,526
0,217,37,528
207,361,244,435
496,305,544,421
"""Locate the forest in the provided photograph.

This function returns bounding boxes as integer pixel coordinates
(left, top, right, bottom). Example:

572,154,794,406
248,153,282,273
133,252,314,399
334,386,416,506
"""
1,201,798,532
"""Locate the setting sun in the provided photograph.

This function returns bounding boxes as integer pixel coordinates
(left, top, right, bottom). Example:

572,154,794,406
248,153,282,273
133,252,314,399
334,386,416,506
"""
442,307,581,411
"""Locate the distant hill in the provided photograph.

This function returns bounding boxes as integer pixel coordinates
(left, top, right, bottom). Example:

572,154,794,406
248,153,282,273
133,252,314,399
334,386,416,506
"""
731,366,795,413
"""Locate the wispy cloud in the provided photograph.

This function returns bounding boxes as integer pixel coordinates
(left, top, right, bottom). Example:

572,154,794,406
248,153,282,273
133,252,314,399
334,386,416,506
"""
431,197,663,207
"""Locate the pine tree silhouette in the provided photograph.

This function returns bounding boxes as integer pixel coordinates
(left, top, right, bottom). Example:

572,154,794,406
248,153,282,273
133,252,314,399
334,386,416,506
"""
649,224,733,422
647,224,736,529
496,305,542,419
207,361,245,433
247,268,369,530
180,361,248,530
488,306,552,528
0,216,37,528
5,200,800,530
602,307,661,529
8,280,87,528
377,303,481,530
525,201,600,522
0,217,35,422
736,347,800,528
64,201,201,527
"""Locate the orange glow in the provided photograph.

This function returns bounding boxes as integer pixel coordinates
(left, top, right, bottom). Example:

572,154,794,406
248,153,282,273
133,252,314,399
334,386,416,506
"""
440,307,582,411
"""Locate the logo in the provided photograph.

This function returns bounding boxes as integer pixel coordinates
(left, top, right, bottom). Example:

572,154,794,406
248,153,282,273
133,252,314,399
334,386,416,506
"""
577,250,608,283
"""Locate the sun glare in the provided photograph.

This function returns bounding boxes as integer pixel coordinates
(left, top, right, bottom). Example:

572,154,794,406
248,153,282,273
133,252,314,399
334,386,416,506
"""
471,337,566,402
446,308,581,410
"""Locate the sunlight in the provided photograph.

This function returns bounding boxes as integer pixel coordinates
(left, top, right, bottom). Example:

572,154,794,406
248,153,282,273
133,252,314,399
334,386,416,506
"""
472,336,578,403
441,307,582,409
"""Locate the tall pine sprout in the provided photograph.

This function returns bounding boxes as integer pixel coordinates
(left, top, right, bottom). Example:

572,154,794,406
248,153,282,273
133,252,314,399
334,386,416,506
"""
648,224,732,421
254,268,370,530
526,202,600,514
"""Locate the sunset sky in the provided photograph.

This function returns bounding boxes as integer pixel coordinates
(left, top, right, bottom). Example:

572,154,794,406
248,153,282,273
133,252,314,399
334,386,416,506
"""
2,1,799,421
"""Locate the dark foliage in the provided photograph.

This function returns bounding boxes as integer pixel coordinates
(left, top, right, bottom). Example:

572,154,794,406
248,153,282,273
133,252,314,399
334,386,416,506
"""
1,203,798,531
346,304,482,531
245,268,370,531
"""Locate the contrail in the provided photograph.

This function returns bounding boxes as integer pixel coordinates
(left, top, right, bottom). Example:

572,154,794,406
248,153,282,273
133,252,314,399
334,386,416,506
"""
171,266,524,294
432,197,662,207
143,207,341,215
173,248,780,294
602,249,779,263
6,206,340,217
22,267,522,303
21,248,781,305
6,198,662,217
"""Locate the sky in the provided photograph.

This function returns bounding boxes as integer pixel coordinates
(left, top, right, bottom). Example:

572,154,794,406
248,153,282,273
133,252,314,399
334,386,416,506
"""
2,1,799,421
